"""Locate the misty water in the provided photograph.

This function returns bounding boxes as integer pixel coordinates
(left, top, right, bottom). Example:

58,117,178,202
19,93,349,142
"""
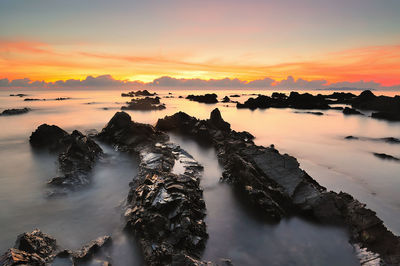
0,88,399,265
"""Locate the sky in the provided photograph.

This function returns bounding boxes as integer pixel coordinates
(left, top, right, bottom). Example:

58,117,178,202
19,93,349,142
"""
1,0,400,88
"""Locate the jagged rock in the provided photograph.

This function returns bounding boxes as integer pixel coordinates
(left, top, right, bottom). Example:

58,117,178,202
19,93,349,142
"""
0,248,45,265
186,94,218,104
210,108,231,132
72,236,111,263
343,107,363,115
14,229,58,261
221,96,230,103
121,90,156,97
121,97,166,110
30,125,103,192
0,108,31,116
156,108,400,265
98,112,211,265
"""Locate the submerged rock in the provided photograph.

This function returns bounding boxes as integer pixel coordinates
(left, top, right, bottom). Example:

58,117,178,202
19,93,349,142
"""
9,93,27,97
221,96,230,103
156,108,400,265
121,97,166,110
0,108,31,116
294,111,324,116
373,152,400,161
186,93,218,104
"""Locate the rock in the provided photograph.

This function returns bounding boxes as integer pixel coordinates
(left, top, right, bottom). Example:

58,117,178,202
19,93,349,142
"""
54,97,71,101
30,125,103,192
9,93,27,97
98,112,211,265
0,248,45,266
209,108,231,131
324,92,356,103
24,98,45,101
14,229,58,262
121,90,156,97
0,108,31,116
294,111,323,115
371,111,400,121
350,90,400,121
221,96,230,103
29,124,69,150
236,92,330,110
345,136,359,140
1,230,112,266
121,97,166,110
343,107,363,115
344,136,400,144
373,152,400,161
156,108,400,265
186,94,218,104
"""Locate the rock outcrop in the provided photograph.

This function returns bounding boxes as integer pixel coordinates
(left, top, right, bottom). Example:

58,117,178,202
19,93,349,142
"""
186,94,218,104
0,229,111,266
121,97,166,111
343,107,363,115
0,108,31,116
121,90,156,97
97,112,211,265
156,108,400,264
30,125,103,194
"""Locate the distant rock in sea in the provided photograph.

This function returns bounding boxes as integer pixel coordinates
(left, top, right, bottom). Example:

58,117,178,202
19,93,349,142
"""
0,108,31,116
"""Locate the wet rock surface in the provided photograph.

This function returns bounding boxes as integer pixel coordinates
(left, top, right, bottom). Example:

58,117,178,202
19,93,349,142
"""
156,108,400,265
98,112,212,265
121,96,166,111
30,125,103,194
186,93,218,104
0,229,111,266
122,90,157,97
0,108,31,116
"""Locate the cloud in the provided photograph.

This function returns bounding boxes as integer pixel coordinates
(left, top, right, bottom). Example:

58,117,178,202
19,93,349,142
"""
273,76,327,89
0,74,399,90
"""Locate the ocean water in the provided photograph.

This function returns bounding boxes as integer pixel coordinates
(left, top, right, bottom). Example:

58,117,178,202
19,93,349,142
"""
0,88,399,265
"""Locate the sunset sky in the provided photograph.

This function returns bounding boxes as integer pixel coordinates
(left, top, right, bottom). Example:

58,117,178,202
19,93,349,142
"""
1,0,400,88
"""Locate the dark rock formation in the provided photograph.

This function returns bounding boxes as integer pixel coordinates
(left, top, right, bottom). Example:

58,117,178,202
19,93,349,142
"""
30,125,103,194
121,97,166,111
221,96,230,103
230,94,240,97
373,153,400,161
9,93,27,97
0,229,111,266
350,90,400,121
186,93,218,104
97,112,211,265
121,90,156,97
237,92,330,110
343,107,363,115
0,108,31,116
156,108,400,264
55,97,71,101
324,92,356,103
345,136,400,144
294,111,323,116
24,98,45,101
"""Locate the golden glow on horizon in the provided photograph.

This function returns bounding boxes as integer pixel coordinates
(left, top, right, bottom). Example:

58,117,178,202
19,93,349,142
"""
1,40,400,86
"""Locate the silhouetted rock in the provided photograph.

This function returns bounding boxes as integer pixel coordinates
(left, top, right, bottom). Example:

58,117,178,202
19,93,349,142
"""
271,92,287,99
371,111,400,121
30,124,69,150
55,97,71,101
343,107,363,115
121,97,166,110
222,96,230,102
9,93,27,97
345,136,359,140
344,136,400,144
324,92,356,103
0,108,30,116
294,111,323,115
230,94,240,97
24,98,45,101
236,92,330,110
373,153,400,161
186,93,218,104
121,90,156,97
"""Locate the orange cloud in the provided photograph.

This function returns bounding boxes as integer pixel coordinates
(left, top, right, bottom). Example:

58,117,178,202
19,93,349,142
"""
0,39,399,86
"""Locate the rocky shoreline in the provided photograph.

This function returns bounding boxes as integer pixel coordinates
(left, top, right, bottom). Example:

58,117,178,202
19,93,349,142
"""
156,108,400,264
